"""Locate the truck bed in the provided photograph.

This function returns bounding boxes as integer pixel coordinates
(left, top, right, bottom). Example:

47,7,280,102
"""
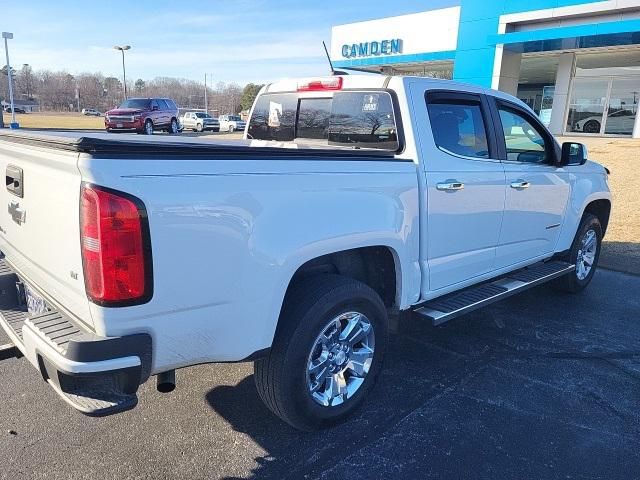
0,130,396,159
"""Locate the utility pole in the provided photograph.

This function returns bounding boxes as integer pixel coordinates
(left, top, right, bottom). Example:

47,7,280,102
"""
204,73,208,114
2,32,17,128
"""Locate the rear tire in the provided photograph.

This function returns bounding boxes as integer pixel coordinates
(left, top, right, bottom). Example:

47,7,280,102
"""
143,119,153,135
554,213,602,293
168,118,179,134
254,275,388,431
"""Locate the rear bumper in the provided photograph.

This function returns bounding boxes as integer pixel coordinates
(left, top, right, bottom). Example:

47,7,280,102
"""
0,255,152,416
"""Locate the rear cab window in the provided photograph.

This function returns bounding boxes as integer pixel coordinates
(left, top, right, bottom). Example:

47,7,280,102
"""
247,90,401,151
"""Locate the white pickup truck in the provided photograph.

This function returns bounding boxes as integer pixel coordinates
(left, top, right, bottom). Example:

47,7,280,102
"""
0,75,611,431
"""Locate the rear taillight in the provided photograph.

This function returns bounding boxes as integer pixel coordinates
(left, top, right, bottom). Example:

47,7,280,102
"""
80,184,152,306
297,77,343,92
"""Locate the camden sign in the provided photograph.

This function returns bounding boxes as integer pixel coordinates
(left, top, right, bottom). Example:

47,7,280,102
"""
341,39,403,59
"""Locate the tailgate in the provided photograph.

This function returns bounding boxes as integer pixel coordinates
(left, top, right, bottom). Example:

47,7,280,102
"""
0,139,93,328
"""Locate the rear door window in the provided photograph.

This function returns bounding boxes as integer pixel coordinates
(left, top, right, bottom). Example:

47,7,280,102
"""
248,91,400,151
427,102,489,159
425,92,494,160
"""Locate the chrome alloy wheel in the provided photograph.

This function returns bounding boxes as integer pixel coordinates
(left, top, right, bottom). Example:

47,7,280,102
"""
576,228,597,280
306,311,375,407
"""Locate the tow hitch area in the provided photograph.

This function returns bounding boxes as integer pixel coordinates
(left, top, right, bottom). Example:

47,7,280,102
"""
0,342,21,361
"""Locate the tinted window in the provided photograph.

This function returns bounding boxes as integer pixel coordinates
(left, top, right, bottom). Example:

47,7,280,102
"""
247,94,297,141
119,99,150,109
195,112,210,118
427,102,489,159
297,98,331,140
165,99,177,110
498,108,548,163
248,91,399,151
328,92,398,150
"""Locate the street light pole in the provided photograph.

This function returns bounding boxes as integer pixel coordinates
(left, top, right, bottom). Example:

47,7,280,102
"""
2,32,17,128
113,45,131,100
204,73,207,114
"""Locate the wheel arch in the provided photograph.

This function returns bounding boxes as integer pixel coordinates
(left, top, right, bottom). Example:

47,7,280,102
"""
284,245,402,311
583,198,611,235
265,245,404,349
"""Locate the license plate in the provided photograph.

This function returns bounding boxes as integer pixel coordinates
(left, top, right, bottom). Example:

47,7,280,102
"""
25,284,48,316
116,123,123,128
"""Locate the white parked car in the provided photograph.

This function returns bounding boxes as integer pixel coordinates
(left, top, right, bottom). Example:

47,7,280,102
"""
218,114,246,132
573,108,636,134
0,75,611,431
180,111,220,132
81,108,102,116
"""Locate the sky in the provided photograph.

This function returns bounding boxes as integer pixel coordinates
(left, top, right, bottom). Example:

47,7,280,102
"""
2,0,457,86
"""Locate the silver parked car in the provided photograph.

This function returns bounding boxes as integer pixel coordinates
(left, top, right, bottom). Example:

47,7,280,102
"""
81,108,102,116
180,111,220,132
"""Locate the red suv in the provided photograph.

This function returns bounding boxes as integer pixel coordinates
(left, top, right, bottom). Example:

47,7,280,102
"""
105,98,180,135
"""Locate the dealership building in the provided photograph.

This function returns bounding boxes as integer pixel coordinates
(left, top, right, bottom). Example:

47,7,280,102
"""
330,0,640,137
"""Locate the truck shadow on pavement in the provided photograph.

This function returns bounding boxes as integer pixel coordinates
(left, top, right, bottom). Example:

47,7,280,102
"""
206,270,640,480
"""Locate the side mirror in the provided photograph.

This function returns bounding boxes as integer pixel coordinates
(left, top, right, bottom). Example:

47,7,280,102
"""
559,142,588,166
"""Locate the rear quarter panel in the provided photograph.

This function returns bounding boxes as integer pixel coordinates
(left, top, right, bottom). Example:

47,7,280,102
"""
78,154,421,373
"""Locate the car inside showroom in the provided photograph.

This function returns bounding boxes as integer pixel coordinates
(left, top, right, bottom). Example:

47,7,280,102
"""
330,0,640,137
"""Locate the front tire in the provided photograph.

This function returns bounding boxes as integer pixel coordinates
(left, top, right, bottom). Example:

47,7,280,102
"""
254,275,388,431
196,123,204,132
554,213,602,293
583,120,601,134
228,124,235,133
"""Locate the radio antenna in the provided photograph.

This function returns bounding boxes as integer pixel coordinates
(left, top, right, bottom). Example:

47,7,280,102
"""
322,41,349,76
322,41,335,74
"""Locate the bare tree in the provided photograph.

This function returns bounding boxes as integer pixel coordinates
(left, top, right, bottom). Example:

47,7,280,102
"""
4,66,256,114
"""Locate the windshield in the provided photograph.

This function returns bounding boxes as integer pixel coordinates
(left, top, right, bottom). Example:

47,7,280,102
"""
118,99,150,109
195,113,211,118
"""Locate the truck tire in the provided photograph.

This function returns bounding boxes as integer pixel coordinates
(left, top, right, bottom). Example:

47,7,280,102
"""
196,123,204,132
254,274,388,431
554,213,602,293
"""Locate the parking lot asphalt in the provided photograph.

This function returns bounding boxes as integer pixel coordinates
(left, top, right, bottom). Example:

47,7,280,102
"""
1,267,639,480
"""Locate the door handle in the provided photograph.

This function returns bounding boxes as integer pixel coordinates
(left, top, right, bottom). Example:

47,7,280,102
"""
436,182,464,192
510,180,530,189
6,165,23,198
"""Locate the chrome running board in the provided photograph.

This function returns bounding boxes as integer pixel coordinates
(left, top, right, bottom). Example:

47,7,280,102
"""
414,261,575,326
